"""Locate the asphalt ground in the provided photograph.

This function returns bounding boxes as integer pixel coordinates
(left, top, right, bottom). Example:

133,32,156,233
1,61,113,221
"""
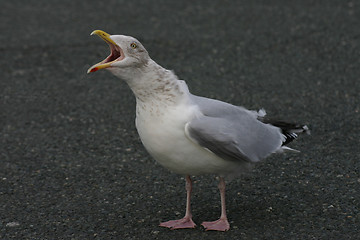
1,0,359,239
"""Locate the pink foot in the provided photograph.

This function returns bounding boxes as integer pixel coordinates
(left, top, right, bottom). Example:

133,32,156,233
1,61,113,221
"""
201,218,230,231
159,217,196,230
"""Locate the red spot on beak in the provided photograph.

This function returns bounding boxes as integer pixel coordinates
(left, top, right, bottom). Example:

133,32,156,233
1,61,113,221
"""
90,67,98,72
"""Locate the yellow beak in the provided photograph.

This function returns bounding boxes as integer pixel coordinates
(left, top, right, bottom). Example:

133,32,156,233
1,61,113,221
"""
87,30,118,73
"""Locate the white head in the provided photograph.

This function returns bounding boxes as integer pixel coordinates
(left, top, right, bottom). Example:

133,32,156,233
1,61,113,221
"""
87,30,150,78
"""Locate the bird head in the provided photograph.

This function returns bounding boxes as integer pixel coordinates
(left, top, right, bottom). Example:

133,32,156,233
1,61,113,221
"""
87,30,150,74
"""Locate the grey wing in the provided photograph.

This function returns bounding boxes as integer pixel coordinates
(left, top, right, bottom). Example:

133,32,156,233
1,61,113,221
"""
186,96,284,163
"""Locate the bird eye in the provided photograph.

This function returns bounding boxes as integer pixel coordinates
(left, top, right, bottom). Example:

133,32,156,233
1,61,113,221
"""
130,43,137,49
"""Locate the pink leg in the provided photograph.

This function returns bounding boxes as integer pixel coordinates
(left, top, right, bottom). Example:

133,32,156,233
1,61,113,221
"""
201,177,230,231
159,175,196,229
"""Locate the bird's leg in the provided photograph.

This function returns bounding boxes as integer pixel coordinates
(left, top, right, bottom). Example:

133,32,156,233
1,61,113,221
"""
159,175,196,229
201,177,230,231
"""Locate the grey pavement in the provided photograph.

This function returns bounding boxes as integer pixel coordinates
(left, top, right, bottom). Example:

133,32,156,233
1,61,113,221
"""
1,0,359,239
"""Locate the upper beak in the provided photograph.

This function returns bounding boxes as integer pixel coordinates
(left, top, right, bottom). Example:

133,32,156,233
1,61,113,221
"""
87,30,124,73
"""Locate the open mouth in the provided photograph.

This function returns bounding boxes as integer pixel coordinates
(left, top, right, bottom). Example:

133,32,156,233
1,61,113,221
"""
87,30,125,73
104,43,124,63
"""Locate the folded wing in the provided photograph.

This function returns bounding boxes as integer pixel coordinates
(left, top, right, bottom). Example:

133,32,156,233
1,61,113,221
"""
185,95,284,163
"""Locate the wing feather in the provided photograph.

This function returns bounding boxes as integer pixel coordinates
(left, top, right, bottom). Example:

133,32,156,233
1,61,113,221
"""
185,96,284,163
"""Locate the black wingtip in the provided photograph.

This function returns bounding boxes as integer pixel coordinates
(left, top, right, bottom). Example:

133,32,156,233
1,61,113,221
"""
258,118,310,146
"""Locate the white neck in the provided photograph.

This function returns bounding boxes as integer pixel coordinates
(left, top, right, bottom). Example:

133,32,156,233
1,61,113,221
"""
109,59,189,105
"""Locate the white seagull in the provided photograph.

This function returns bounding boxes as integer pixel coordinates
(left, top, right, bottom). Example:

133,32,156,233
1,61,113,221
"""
88,30,309,231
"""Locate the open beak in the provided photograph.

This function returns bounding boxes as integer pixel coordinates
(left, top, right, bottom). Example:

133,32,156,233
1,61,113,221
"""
87,30,125,73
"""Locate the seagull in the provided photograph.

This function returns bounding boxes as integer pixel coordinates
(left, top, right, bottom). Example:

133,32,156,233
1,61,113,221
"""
87,30,309,231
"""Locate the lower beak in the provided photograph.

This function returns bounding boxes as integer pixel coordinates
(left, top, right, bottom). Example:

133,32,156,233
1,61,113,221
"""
87,62,112,73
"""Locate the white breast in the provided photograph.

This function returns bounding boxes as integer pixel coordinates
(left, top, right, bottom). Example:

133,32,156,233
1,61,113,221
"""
134,100,239,175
